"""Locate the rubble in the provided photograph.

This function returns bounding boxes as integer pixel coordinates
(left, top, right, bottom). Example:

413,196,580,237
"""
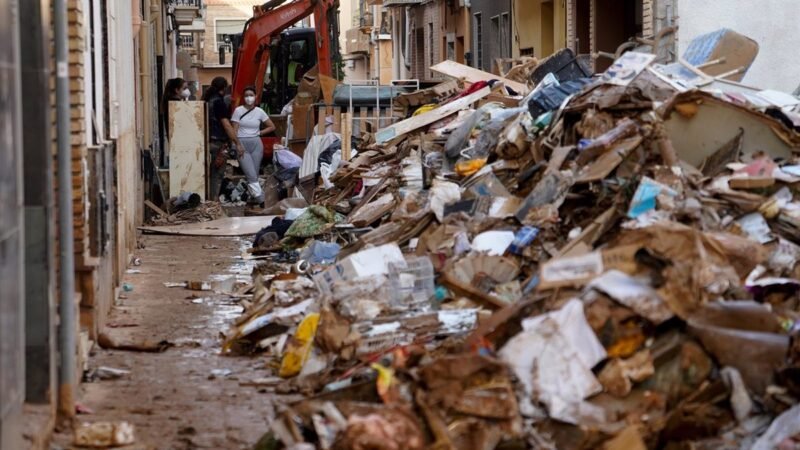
220,37,800,449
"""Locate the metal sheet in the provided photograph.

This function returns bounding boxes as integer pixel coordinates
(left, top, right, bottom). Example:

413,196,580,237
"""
138,216,278,236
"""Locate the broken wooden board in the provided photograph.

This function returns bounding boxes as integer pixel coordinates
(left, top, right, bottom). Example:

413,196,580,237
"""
576,136,642,183
138,216,277,236
375,86,491,144
144,199,168,217
319,74,340,106
430,60,529,94
168,101,207,200
701,128,743,177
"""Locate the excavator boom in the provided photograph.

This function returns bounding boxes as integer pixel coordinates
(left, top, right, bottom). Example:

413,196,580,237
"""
230,0,338,109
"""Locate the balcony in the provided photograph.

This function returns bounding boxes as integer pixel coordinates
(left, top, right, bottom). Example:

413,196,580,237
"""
381,0,425,5
345,28,370,55
170,0,203,26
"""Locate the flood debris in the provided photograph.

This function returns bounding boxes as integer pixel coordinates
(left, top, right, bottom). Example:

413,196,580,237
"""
73,421,135,448
213,36,800,449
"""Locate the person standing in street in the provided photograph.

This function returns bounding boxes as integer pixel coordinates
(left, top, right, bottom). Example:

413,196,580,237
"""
203,76,239,200
231,86,275,205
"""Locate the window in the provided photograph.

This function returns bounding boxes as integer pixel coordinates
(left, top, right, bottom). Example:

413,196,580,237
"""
501,12,510,58
473,13,482,69
178,32,195,51
215,19,246,55
428,23,434,67
491,15,500,67
446,33,455,61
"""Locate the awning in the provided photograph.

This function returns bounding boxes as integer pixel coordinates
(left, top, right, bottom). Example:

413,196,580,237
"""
383,0,426,6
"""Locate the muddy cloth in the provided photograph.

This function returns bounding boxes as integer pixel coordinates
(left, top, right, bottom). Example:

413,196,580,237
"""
284,205,341,238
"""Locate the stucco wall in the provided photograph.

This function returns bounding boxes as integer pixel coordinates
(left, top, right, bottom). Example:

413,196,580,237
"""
677,0,800,92
513,0,567,59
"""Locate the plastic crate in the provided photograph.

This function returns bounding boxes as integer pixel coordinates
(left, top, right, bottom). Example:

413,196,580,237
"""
388,256,435,311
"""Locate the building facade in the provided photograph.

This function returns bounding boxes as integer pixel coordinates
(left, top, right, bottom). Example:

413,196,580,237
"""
196,0,262,88
469,0,512,72
0,0,187,444
344,0,393,83
512,0,567,60
378,0,469,82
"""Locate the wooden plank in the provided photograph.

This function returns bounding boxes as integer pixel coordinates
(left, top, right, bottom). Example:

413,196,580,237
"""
168,101,207,199
316,106,325,135
369,108,378,132
375,86,492,144
359,108,367,135
342,112,352,162
319,74,339,106
144,200,168,217
430,60,528,94
333,106,341,133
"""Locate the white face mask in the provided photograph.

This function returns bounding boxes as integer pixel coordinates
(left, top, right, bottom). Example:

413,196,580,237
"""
244,95,256,106
181,88,191,99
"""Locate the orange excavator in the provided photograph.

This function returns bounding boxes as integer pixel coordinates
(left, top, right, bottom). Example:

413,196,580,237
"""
230,0,340,113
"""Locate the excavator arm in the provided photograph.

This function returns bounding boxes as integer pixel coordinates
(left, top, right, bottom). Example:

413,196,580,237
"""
230,0,339,108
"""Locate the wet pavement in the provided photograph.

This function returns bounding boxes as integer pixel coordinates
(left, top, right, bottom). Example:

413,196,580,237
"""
53,235,280,449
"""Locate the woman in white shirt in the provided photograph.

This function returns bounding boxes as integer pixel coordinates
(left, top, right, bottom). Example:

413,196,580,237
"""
231,86,275,204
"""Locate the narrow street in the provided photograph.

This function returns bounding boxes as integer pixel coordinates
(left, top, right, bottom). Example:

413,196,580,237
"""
6,0,800,448
53,235,281,449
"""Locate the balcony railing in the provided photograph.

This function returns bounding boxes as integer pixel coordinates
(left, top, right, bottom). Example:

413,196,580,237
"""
171,0,203,26
178,34,196,51
169,0,202,6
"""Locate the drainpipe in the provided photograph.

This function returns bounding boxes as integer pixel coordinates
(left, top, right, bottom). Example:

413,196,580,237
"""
139,1,153,148
54,0,76,419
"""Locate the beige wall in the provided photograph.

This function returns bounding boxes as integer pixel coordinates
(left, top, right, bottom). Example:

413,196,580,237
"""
198,67,232,89
513,0,567,59
443,3,470,64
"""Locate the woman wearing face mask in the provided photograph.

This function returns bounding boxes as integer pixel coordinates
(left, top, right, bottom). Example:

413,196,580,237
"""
161,77,190,137
231,86,275,205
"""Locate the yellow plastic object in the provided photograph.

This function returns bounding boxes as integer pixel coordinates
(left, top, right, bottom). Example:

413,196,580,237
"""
455,158,488,177
279,313,321,378
413,104,437,116
371,363,395,401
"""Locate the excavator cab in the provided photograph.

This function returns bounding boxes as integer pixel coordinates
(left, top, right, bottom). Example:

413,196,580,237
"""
229,0,339,114
262,28,317,114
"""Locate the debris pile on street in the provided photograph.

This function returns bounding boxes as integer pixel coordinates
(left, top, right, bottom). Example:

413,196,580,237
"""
147,194,227,226
223,40,800,449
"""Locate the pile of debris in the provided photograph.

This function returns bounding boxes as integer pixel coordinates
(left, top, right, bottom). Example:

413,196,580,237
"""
146,193,227,226
226,38,800,449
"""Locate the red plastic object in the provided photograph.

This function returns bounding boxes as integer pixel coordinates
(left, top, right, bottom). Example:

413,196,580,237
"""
262,136,280,160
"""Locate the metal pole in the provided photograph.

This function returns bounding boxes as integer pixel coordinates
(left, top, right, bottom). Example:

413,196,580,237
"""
54,0,76,419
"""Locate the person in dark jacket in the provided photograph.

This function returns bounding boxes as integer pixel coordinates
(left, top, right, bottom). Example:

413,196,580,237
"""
203,77,240,200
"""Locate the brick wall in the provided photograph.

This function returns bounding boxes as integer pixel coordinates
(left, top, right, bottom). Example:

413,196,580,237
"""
62,0,90,259
201,0,253,68
566,0,574,52
642,0,654,37
423,1,441,79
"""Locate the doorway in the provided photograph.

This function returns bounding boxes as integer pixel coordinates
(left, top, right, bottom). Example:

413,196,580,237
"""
594,0,643,71
540,0,555,57
574,0,590,54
